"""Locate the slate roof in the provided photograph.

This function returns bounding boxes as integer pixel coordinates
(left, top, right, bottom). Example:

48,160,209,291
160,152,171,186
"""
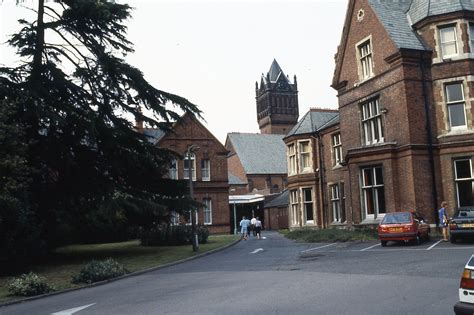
228,172,247,185
143,128,166,143
407,0,474,25
227,133,287,175
286,109,339,137
368,0,427,51
262,59,290,85
264,190,289,209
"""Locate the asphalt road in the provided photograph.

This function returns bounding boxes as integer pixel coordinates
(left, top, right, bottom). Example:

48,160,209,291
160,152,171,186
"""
1,231,471,315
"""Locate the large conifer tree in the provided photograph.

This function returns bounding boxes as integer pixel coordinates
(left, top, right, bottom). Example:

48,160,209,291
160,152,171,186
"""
0,0,200,256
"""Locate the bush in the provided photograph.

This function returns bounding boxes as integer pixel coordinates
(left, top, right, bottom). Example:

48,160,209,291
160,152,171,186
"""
7,272,53,296
284,228,377,243
72,258,128,284
140,224,210,246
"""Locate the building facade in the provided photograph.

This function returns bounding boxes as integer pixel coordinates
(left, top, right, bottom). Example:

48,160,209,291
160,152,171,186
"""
144,113,230,234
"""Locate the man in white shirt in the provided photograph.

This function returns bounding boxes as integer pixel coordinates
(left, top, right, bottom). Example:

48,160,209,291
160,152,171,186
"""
250,216,257,237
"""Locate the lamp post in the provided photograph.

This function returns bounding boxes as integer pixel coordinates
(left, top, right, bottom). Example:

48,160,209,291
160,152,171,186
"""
230,188,238,235
187,144,200,252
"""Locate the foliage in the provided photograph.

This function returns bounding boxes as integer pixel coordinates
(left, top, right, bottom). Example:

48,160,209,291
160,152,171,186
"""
72,258,128,284
283,228,378,243
0,0,200,259
7,272,53,296
140,224,210,246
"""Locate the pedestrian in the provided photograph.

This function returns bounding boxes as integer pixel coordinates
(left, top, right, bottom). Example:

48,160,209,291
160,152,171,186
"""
439,201,449,241
240,216,249,240
250,216,257,237
255,217,262,239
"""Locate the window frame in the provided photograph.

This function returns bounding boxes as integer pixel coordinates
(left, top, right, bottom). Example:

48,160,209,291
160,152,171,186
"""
201,159,211,181
330,184,342,223
298,140,312,173
361,166,386,220
287,143,297,175
290,189,299,226
203,198,212,225
302,187,314,224
332,133,343,166
445,82,467,130
469,23,474,53
169,158,178,180
454,158,474,208
361,98,384,145
439,24,458,59
183,152,197,181
358,39,374,80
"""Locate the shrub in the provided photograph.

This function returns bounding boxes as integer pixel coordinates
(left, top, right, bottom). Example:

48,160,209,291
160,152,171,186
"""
284,228,377,242
72,258,128,284
140,224,210,246
7,272,53,296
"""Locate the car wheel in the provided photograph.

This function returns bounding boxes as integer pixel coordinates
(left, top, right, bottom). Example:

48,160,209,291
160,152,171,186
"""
450,235,456,244
415,234,421,245
381,240,387,247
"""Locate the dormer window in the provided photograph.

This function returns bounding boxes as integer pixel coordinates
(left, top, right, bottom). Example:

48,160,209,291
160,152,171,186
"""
439,25,458,58
358,39,373,80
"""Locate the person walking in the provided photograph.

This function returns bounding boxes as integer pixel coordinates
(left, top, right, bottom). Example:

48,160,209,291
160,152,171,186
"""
250,216,257,237
240,216,250,240
439,201,449,241
254,217,262,239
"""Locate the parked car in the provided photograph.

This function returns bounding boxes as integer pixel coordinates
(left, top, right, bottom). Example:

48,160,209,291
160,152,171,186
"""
454,255,474,315
377,211,430,246
449,207,474,243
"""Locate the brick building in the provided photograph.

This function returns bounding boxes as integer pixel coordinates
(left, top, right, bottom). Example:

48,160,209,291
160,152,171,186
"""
143,113,230,234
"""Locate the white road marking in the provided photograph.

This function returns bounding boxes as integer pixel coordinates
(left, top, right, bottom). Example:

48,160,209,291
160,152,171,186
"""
251,248,264,254
301,242,337,253
51,303,96,315
427,240,443,250
360,243,381,251
262,237,267,239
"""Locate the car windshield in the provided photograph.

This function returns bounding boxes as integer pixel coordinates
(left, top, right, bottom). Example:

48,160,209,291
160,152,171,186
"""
381,213,412,224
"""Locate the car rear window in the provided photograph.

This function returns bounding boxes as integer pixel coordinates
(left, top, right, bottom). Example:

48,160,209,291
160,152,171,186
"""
381,213,412,224
457,210,474,218
468,256,474,267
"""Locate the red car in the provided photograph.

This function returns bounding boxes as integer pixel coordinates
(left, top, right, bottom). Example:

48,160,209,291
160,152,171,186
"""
378,211,430,246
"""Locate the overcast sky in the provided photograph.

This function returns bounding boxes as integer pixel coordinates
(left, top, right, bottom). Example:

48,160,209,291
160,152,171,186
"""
0,0,347,143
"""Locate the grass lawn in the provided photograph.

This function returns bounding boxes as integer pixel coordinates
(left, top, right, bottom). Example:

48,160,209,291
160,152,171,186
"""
0,234,238,303
281,228,378,243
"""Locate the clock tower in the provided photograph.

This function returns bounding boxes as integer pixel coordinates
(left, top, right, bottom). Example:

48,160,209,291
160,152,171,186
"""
255,59,299,134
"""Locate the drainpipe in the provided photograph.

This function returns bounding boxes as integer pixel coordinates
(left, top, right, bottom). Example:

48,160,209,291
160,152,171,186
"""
420,52,439,227
314,133,327,229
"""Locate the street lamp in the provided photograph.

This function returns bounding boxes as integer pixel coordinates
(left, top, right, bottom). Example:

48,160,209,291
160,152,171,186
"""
187,144,200,252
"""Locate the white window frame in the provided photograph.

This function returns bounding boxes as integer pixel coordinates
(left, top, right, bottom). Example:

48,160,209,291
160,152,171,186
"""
358,39,373,80
332,133,343,166
201,159,210,181
183,153,196,181
298,140,312,173
185,210,198,226
361,166,385,220
290,189,299,226
439,25,458,59
445,83,467,129
169,158,178,180
287,143,296,175
469,23,474,53
361,98,384,145
302,187,314,224
170,210,180,226
203,198,212,225
454,158,474,207
330,184,342,223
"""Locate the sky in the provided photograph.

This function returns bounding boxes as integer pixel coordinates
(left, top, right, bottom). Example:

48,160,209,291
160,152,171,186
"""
0,0,347,143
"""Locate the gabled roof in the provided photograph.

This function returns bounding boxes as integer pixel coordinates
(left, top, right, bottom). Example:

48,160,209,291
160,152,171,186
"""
264,189,289,209
226,133,287,175
368,0,427,51
228,172,247,185
407,0,474,25
143,128,166,144
285,109,339,138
